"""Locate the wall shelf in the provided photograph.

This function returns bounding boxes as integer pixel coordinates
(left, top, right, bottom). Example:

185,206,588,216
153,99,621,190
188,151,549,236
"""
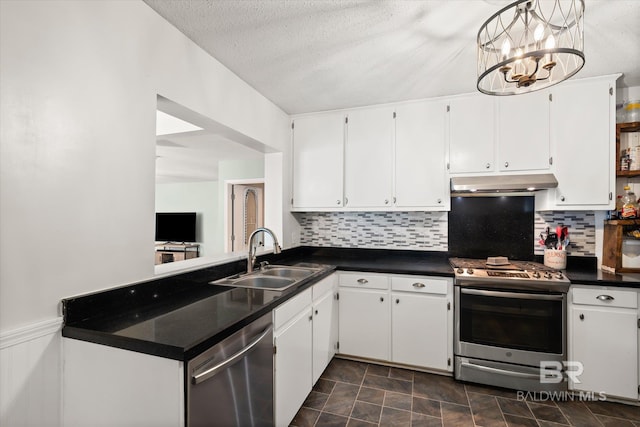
615,121,640,177
602,219,640,273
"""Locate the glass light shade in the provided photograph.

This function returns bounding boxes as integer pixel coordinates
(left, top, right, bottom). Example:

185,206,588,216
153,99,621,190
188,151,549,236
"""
477,0,585,96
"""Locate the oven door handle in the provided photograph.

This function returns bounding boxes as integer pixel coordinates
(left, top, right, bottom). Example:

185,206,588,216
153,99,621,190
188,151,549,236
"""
460,288,564,301
460,361,541,380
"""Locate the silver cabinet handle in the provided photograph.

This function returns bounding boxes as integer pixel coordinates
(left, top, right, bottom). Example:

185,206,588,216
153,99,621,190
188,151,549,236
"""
485,163,491,169
380,297,384,302
560,195,565,202
345,197,349,205
384,199,389,204
437,198,442,204
395,298,399,304
357,278,368,284
393,197,396,204
596,294,614,301
337,200,341,205
192,325,272,385
504,161,509,168
412,283,425,288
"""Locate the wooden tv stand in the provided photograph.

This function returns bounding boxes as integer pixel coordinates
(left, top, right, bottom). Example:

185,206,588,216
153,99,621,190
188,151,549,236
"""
155,243,200,265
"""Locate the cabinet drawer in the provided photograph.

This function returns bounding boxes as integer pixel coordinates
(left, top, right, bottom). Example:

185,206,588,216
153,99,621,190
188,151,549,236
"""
274,288,312,330
572,287,638,309
391,276,449,295
339,272,389,290
312,274,336,301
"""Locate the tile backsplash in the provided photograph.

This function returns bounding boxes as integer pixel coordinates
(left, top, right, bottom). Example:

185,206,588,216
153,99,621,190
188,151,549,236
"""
295,210,595,256
295,211,448,251
534,211,595,256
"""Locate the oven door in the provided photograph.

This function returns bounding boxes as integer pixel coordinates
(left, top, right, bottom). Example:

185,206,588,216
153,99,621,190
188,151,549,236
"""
455,286,566,367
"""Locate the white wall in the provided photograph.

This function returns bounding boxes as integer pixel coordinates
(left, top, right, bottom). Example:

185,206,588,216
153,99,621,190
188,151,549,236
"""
0,1,290,425
0,0,289,333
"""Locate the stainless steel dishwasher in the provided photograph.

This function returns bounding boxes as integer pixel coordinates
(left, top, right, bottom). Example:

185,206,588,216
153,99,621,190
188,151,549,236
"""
187,313,273,427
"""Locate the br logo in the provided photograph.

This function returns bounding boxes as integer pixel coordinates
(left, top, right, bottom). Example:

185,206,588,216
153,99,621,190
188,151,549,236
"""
540,361,584,384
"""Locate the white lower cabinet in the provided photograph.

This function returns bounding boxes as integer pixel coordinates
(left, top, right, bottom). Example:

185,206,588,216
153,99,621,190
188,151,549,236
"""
312,286,338,383
63,338,184,427
274,303,313,426
274,274,338,427
339,286,391,360
391,275,452,371
338,272,453,372
569,286,639,400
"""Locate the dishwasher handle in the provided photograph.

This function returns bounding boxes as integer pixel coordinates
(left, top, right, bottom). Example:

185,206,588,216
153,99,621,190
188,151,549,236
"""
192,325,273,385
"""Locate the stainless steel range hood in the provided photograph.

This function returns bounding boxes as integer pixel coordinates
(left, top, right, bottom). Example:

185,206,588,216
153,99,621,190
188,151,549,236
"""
451,174,558,193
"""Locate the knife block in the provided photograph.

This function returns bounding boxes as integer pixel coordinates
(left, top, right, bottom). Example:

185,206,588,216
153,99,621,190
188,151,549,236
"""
602,219,640,273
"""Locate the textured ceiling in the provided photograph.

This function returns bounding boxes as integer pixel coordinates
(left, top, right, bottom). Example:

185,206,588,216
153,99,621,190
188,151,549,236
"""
144,0,640,115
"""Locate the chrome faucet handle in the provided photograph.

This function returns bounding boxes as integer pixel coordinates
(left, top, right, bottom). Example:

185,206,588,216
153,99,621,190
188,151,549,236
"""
259,261,269,270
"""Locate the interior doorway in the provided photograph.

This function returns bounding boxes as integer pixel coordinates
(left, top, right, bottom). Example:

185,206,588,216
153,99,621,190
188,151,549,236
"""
226,181,264,252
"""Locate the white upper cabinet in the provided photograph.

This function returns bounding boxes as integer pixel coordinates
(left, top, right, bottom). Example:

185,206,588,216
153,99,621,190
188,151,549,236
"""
448,93,496,174
497,90,551,172
344,106,395,208
395,100,450,210
546,76,616,208
291,112,344,210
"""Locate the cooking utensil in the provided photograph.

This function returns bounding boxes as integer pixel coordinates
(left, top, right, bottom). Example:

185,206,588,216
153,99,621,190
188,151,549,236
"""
545,232,558,249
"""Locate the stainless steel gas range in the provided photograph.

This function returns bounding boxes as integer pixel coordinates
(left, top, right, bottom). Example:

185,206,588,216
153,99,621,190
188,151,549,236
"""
451,257,570,392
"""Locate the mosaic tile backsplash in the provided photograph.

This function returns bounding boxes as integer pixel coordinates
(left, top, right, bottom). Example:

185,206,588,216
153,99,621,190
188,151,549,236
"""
534,211,596,256
295,210,596,256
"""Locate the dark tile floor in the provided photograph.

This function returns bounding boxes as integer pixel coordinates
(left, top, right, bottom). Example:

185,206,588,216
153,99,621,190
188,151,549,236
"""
291,358,640,427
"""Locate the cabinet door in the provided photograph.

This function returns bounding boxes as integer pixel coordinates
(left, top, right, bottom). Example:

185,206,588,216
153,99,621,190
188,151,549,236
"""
550,78,614,207
449,94,496,174
344,106,394,208
497,90,550,172
395,100,449,209
292,113,344,209
312,291,335,384
338,288,390,360
570,306,638,399
391,293,449,370
274,308,313,427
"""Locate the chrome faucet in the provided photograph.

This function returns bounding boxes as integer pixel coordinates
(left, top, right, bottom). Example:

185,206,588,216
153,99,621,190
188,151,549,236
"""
247,227,281,273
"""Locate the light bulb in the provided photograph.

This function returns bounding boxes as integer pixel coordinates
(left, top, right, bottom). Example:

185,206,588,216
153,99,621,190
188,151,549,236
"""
534,24,545,42
515,48,523,61
545,35,556,49
501,39,511,59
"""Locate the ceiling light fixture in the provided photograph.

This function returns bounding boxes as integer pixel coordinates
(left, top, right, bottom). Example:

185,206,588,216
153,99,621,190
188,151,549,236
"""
477,0,585,96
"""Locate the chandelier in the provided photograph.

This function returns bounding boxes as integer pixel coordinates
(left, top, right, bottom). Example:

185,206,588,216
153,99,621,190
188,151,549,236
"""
477,0,585,96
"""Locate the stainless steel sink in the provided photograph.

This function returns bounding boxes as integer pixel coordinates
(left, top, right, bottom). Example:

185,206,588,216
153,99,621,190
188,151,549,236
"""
229,276,294,289
259,265,319,280
210,265,323,291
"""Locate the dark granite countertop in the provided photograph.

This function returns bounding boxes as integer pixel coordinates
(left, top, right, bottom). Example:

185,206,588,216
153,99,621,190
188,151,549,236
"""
62,259,335,361
62,246,640,362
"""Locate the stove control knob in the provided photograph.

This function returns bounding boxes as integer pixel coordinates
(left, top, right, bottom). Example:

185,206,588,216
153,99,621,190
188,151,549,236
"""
457,268,464,274
556,272,564,279
532,271,541,279
544,272,553,279
467,268,474,275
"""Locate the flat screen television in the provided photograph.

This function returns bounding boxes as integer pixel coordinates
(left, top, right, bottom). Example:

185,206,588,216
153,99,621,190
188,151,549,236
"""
155,212,197,243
